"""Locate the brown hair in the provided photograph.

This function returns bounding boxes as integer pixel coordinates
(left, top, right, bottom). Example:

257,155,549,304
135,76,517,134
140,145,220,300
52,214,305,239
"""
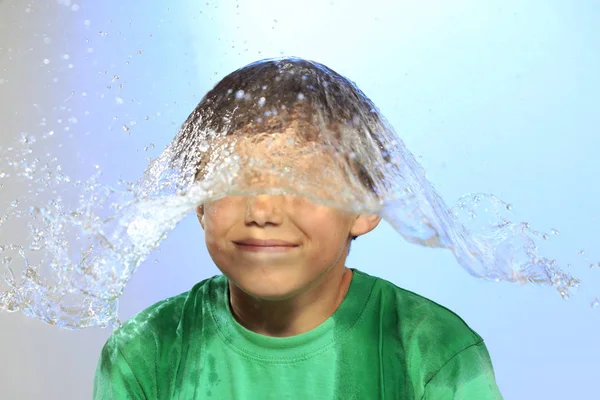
173,57,391,195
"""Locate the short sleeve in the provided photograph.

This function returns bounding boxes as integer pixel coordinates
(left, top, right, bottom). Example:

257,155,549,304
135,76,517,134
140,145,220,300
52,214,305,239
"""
422,341,503,400
93,335,147,400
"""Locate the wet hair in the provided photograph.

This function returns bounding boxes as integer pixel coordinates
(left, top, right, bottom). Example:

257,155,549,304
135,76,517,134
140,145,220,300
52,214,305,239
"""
177,57,389,195
177,57,390,241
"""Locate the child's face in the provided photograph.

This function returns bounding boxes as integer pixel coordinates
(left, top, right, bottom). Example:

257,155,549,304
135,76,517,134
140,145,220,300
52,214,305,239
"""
195,129,380,300
197,195,378,300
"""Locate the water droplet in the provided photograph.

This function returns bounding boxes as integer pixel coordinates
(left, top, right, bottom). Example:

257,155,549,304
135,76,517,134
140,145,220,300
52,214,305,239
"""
99,31,108,37
297,93,305,100
551,229,559,235
62,54,70,60
71,4,80,11
578,249,585,255
115,97,124,105
235,90,245,99
43,58,50,65
122,125,130,132
84,20,91,27
506,204,513,211
592,298,599,309
559,291,567,299
136,50,142,55
258,97,266,106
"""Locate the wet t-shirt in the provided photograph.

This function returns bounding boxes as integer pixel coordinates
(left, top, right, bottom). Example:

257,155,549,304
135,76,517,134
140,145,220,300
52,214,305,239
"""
94,270,503,399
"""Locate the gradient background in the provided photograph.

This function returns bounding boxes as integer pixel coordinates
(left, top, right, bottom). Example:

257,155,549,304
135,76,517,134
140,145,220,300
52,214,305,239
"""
1,0,599,399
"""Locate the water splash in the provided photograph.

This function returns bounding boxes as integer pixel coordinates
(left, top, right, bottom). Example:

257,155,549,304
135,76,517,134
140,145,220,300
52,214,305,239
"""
0,57,594,329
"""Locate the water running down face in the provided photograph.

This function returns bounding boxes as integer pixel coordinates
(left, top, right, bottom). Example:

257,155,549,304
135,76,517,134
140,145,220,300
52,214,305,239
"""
195,128,381,300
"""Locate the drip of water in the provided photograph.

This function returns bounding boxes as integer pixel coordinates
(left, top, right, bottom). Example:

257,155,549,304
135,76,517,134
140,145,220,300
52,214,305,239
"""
0,57,593,329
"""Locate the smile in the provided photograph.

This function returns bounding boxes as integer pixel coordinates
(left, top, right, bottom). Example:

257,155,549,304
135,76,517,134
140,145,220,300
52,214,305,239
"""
233,239,300,253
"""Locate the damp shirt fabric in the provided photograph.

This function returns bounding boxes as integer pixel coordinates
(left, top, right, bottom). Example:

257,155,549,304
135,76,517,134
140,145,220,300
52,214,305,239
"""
93,269,504,399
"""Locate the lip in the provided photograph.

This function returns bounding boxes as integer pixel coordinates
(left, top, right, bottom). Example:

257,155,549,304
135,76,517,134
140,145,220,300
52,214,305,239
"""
233,238,299,253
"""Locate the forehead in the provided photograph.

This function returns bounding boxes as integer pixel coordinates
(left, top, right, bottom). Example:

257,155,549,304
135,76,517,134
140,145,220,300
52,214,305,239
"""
197,122,373,208
205,129,343,193
238,133,339,183
236,128,329,165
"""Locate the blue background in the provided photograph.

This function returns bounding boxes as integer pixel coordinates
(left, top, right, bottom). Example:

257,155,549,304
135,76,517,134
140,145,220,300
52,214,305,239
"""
0,1,598,398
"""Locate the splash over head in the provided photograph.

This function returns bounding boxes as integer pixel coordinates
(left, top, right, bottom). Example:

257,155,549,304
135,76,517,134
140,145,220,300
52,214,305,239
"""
143,57,408,213
1,57,583,330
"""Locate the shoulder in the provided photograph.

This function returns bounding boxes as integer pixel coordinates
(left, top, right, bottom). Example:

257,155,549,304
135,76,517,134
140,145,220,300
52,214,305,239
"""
355,270,484,371
94,276,227,397
362,270,481,342
105,274,225,353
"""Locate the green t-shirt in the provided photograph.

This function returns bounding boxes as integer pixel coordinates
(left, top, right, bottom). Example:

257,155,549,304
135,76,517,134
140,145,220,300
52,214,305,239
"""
94,270,503,399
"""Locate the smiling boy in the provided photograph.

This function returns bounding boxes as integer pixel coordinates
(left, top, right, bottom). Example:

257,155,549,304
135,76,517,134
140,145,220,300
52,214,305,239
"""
94,57,503,399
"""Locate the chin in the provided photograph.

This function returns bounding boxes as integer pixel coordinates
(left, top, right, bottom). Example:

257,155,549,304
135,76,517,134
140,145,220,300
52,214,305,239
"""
230,269,307,301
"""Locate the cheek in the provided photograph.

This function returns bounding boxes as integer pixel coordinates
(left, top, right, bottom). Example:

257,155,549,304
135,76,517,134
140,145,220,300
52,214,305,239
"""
294,211,351,251
204,200,239,229
203,213,233,266
203,205,239,249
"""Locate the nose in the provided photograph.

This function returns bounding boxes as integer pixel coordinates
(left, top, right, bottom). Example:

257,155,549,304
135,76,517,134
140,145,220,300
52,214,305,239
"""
244,194,284,227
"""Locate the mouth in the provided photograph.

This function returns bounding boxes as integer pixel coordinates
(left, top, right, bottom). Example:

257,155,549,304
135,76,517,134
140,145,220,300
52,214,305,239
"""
233,239,300,253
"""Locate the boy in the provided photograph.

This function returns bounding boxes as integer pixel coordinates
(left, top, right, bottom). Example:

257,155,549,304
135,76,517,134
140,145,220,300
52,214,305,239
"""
94,57,503,399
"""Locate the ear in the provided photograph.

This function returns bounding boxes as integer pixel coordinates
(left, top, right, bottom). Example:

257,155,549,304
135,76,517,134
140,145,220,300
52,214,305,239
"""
350,214,382,238
196,204,205,230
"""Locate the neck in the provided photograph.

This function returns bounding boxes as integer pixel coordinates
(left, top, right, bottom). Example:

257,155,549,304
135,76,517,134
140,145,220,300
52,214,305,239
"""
228,267,353,337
